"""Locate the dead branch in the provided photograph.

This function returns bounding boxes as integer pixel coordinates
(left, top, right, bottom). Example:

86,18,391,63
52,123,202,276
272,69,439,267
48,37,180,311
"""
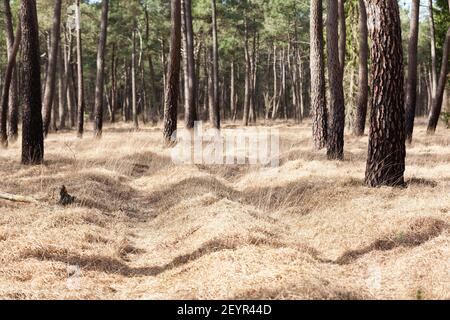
0,192,39,204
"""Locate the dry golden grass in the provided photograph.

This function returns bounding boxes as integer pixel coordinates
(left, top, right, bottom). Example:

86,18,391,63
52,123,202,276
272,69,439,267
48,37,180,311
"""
0,118,449,300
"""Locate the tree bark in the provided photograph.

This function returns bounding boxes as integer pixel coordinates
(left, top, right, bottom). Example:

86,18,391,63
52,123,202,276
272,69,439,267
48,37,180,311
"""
163,0,182,144
182,0,197,129
3,0,19,142
243,18,251,126
310,0,328,150
21,0,44,165
354,0,369,136
230,59,236,121
405,0,420,143
58,42,67,129
93,0,109,137
427,27,450,133
110,42,117,123
131,27,139,129
42,0,62,137
210,0,220,129
338,0,346,73
428,0,438,101
326,0,345,160
148,53,158,123
64,29,76,128
364,0,405,187
51,83,59,131
1,1,21,147
271,44,279,119
76,0,85,138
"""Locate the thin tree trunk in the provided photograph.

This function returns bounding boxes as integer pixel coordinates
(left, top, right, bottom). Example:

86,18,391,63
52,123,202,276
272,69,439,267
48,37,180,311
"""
93,0,109,137
354,0,369,136
58,42,67,129
163,0,182,144
110,43,117,123
131,28,139,129
281,47,287,120
326,0,345,160
210,0,220,129
208,48,215,124
338,0,346,72
299,53,305,122
3,0,19,142
148,54,158,123
21,0,44,165
42,0,62,137
364,0,405,187
427,27,450,133
183,0,197,129
1,11,21,147
243,18,251,126
250,31,258,123
428,0,438,101
230,59,236,121
310,0,328,150
271,44,278,119
64,29,75,128
405,0,420,143
51,83,59,131
76,0,85,138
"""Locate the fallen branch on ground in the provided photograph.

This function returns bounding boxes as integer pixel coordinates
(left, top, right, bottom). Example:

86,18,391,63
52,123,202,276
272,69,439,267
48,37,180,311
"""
0,192,39,204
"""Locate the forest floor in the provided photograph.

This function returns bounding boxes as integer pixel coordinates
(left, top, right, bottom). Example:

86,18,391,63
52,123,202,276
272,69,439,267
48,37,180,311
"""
0,118,449,300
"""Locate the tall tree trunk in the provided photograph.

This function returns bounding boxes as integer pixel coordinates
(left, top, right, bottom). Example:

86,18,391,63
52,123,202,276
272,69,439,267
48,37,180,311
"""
42,0,62,137
1,7,21,148
338,0,346,72
58,42,67,129
271,44,278,119
426,71,433,113
163,0,182,144
93,0,109,137
405,0,420,143
64,29,75,128
76,0,85,138
250,31,258,123
131,27,138,129
148,54,158,123
51,84,59,131
230,59,236,121
364,0,405,187
110,43,117,123
281,47,287,120
210,0,220,129
160,38,167,105
428,0,438,101
427,27,450,133
203,45,209,120
3,0,19,142
354,0,369,136
326,0,345,160
21,0,44,165
208,48,215,123
182,0,197,129
243,18,251,126
298,50,305,122
310,0,328,150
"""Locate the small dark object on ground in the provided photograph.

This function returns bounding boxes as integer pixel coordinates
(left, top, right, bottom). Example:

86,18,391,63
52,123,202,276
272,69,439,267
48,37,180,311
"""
59,185,75,206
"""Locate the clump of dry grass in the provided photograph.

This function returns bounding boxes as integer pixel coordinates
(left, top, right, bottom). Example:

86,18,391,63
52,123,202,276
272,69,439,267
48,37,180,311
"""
0,119,448,300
